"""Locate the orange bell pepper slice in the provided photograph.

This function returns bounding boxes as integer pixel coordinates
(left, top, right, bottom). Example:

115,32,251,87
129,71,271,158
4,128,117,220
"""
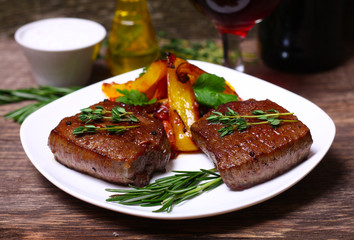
176,61,238,96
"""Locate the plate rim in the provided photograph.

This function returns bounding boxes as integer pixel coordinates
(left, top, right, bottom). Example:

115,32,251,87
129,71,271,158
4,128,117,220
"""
20,60,336,220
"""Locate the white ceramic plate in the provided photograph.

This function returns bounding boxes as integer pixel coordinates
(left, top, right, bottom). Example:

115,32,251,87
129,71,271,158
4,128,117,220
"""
20,61,335,220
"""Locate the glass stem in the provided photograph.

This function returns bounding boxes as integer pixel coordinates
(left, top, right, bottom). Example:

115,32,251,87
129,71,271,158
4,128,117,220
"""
221,33,244,72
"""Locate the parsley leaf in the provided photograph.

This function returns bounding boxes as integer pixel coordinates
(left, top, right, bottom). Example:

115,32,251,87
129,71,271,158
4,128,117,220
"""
193,73,238,108
116,89,156,106
193,73,226,92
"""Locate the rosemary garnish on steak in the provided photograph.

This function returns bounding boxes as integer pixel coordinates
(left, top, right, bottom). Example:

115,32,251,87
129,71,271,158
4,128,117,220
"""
207,108,298,137
73,105,139,135
106,168,223,213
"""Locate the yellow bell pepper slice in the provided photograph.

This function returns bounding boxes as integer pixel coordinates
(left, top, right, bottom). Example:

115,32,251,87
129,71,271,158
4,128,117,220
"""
167,54,199,152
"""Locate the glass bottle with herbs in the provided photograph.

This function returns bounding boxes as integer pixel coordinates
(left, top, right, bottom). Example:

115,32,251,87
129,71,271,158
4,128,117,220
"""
106,0,160,75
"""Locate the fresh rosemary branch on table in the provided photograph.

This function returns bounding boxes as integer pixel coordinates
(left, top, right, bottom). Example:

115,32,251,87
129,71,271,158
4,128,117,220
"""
207,108,298,137
0,85,80,123
106,168,223,213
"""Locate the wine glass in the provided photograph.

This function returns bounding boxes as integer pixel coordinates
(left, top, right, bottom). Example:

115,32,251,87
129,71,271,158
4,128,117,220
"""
191,0,281,72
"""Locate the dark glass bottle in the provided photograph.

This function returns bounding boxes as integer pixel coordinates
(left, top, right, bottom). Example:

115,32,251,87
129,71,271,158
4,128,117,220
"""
258,0,344,72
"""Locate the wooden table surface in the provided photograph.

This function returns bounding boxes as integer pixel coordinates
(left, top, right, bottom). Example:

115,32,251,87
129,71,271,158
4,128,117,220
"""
0,37,353,239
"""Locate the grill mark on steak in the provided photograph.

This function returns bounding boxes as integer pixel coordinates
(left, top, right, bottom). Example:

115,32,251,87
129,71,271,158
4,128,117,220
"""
48,100,171,187
191,99,313,190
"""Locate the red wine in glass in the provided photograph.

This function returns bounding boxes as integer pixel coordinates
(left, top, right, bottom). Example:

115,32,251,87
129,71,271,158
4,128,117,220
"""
191,0,281,71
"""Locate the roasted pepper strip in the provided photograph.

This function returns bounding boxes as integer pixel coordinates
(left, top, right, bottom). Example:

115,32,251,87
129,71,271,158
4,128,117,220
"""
176,62,205,85
102,59,167,101
166,54,199,152
176,61,238,96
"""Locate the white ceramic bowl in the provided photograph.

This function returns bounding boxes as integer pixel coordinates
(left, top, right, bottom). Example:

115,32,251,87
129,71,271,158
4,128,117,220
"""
15,18,106,87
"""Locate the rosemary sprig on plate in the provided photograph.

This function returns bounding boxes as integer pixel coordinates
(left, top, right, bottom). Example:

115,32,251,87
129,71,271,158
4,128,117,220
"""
207,108,298,137
106,168,223,213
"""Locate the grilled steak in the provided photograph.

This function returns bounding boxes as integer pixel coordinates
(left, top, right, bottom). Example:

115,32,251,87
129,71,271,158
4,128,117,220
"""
48,100,171,187
191,99,313,190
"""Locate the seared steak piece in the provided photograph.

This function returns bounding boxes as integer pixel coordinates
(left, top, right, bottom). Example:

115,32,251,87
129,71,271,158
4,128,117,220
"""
48,100,171,187
191,99,313,190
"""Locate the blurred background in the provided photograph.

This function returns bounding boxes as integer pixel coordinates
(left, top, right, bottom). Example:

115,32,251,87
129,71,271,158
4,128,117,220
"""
0,0,353,69
0,0,220,39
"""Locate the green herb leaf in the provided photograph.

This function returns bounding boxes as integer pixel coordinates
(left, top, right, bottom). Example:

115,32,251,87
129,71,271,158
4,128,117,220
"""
252,110,266,115
116,89,156,106
193,73,226,92
78,106,105,123
267,118,282,127
193,73,238,108
111,106,139,123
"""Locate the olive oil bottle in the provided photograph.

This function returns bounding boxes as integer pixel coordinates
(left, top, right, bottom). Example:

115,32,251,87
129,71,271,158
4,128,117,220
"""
106,0,160,75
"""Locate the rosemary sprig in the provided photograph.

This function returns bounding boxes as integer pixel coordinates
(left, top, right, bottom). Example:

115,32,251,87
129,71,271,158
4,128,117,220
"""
5,99,54,124
207,108,298,137
78,106,138,124
0,85,80,104
106,168,223,213
73,124,140,135
1,85,80,123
